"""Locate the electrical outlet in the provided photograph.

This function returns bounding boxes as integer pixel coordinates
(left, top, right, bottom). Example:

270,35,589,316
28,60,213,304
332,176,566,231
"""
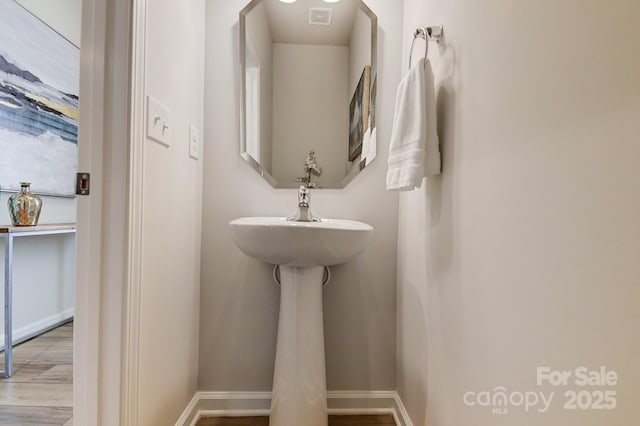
147,95,171,146
189,125,200,160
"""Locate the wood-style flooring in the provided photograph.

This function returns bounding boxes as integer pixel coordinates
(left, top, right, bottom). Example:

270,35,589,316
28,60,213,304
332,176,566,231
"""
0,322,73,426
197,415,396,426
0,323,394,426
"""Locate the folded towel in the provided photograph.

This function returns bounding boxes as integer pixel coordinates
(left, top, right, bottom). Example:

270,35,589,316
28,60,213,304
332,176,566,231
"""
386,57,440,191
361,125,372,164
368,126,377,164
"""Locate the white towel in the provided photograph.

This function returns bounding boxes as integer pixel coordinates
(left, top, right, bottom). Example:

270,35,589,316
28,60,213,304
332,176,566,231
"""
386,57,440,191
368,126,377,164
361,126,371,164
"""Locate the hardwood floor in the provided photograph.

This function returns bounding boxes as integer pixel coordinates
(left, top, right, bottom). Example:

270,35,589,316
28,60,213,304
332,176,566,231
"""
1,323,394,426
0,322,73,426
197,415,396,426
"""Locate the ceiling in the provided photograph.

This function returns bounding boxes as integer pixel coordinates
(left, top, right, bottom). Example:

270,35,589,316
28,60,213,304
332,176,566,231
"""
262,0,360,45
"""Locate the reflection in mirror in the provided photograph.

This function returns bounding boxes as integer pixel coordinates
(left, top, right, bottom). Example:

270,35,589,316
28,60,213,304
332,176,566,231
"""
240,0,377,188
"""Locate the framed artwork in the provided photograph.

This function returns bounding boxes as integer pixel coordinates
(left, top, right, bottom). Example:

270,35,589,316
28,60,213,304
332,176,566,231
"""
348,64,371,162
0,0,79,196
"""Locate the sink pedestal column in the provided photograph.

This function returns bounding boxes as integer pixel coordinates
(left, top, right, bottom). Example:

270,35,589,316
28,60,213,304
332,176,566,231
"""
270,265,327,426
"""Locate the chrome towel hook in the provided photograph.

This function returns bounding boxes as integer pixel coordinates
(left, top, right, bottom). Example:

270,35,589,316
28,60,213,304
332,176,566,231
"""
408,25,444,69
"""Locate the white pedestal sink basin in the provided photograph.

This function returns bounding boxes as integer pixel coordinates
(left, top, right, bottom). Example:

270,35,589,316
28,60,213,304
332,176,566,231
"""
229,217,373,426
229,216,373,267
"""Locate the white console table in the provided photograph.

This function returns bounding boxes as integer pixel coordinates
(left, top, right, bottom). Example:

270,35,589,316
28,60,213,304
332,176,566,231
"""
1,224,76,378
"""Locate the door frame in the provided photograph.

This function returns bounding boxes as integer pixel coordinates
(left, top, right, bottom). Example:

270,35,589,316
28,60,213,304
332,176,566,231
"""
75,0,144,423
122,0,148,423
74,0,107,421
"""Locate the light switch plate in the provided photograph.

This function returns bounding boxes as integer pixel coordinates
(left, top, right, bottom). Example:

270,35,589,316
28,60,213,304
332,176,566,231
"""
147,95,171,146
189,125,200,159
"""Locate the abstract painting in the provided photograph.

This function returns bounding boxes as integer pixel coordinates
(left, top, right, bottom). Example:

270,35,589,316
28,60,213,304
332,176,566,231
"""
0,0,79,196
348,65,370,162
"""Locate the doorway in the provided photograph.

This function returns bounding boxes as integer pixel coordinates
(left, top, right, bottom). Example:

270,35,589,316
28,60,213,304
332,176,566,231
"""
0,0,80,423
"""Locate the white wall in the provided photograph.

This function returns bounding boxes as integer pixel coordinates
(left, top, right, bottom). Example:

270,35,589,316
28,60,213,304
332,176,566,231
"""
348,9,372,98
15,0,82,46
0,0,79,345
0,225,75,346
200,0,401,392
137,0,205,423
272,43,349,188
397,1,640,425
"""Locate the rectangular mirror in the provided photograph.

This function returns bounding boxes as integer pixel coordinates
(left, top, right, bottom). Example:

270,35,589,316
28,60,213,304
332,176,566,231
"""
240,0,377,188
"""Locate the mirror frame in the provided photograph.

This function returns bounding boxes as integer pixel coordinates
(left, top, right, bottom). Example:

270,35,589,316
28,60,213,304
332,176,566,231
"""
239,0,377,189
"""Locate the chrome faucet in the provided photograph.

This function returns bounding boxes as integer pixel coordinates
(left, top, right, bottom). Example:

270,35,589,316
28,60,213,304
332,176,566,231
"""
298,185,310,208
288,185,320,222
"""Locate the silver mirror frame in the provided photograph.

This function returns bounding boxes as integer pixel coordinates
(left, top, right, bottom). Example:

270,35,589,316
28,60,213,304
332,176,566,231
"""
239,0,377,189
239,0,276,186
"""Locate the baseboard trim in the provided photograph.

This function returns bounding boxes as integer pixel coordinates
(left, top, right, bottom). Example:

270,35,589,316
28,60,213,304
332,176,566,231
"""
392,392,413,426
175,390,413,426
0,308,73,351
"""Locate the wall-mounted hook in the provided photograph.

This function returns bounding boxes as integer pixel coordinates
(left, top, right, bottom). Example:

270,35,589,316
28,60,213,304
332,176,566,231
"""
409,25,444,69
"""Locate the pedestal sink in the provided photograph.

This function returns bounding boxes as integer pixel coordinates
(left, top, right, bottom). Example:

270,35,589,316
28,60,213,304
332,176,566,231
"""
229,217,373,426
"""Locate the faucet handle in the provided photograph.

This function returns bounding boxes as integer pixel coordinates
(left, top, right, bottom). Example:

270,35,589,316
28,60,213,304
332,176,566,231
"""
287,185,320,222
298,185,310,207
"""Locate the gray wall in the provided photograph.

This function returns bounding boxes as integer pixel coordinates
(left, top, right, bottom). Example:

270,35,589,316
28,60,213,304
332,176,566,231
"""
200,0,402,392
16,0,81,46
137,0,205,423
397,0,640,425
272,43,349,188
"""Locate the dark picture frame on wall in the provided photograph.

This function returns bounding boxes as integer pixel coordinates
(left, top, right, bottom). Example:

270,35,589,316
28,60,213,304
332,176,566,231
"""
348,64,371,162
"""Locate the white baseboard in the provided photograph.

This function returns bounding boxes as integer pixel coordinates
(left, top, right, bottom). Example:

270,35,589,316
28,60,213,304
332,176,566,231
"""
175,390,413,426
0,308,74,351
392,392,414,426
